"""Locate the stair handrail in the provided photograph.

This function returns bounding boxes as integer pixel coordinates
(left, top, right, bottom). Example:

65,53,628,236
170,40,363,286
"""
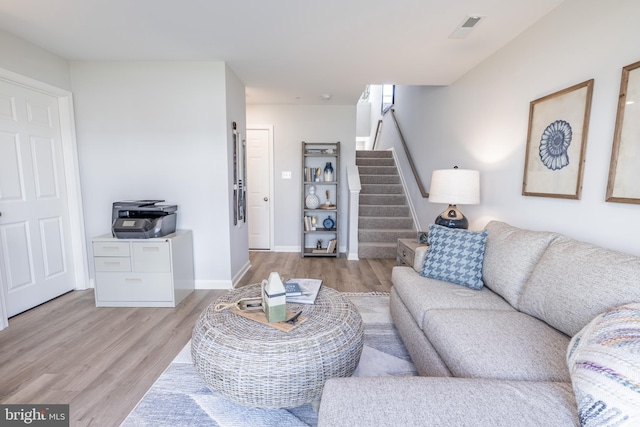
389,109,429,198
372,119,382,151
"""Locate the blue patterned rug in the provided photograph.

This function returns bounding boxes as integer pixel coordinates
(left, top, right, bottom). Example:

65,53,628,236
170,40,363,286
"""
121,293,416,427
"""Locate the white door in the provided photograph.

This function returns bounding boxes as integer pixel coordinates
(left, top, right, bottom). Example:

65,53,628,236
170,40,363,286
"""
0,79,76,317
246,127,272,250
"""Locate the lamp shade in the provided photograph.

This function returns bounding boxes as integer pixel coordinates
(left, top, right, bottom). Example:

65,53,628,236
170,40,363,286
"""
429,168,480,205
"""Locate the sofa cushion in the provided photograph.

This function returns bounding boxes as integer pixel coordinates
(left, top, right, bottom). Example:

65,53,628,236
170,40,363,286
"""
392,267,514,329
567,304,640,426
421,224,488,290
318,377,579,427
423,309,571,382
519,236,640,337
482,221,559,308
390,287,452,377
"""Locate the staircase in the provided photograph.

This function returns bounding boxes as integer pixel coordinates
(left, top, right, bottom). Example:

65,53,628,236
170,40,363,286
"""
357,150,415,258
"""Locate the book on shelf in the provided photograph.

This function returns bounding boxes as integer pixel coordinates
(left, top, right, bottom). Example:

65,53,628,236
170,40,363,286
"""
284,281,302,296
285,278,322,304
326,238,337,253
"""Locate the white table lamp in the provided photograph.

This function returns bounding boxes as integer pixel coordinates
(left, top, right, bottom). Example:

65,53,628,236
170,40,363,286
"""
428,167,480,229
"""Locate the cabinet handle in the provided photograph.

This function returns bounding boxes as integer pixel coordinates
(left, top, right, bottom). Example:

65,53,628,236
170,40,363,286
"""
125,278,143,284
142,246,160,252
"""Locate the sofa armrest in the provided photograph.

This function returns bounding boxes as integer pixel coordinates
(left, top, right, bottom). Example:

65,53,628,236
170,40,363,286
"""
318,377,578,427
413,245,428,273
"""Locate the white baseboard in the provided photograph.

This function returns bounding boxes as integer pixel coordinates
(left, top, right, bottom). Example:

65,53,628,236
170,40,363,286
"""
232,260,252,288
272,246,300,252
195,280,233,290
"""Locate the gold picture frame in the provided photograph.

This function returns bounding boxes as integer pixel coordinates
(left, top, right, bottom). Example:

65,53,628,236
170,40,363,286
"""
522,79,594,199
606,60,640,204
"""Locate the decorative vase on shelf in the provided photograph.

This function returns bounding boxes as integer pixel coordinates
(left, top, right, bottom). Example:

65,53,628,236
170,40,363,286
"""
323,162,334,182
305,186,320,209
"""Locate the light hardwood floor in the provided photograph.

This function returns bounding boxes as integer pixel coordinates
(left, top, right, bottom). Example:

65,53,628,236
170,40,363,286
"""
0,251,396,426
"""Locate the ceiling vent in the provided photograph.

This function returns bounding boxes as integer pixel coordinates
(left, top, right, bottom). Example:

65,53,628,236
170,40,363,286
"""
449,15,485,39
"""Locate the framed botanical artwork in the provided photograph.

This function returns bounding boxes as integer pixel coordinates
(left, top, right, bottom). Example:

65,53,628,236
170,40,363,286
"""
522,79,594,199
606,60,640,204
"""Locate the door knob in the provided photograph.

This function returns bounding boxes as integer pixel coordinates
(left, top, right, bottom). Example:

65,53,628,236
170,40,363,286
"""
263,197,269,201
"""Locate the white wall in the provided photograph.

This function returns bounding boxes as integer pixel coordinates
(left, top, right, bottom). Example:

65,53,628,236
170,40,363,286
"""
246,105,356,252
70,61,246,287
0,29,71,90
383,0,640,256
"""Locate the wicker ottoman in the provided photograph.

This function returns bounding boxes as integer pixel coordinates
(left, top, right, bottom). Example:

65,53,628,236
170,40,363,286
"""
191,284,364,409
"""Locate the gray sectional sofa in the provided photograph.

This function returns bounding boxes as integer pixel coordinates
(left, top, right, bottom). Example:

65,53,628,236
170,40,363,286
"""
318,221,640,426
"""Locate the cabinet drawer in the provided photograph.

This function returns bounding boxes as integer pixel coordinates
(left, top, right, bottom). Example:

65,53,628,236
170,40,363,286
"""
95,273,173,302
93,241,130,257
397,243,415,266
132,241,171,272
94,257,131,272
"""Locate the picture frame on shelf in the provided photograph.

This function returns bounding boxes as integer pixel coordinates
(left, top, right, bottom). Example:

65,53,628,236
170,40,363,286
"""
522,79,594,199
606,60,640,204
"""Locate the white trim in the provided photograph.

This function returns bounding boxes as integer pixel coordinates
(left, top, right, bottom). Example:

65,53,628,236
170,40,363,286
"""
389,147,420,231
0,68,89,330
0,283,6,331
232,259,252,288
58,94,90,290
347,164,361,260
195,279,233,290
272,246,300,253
246,124,275,250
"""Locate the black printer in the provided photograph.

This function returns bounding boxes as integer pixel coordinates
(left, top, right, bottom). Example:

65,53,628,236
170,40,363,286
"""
111,200,177,239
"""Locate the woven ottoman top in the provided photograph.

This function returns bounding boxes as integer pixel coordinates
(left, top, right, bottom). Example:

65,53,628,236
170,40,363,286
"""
191,284,364,409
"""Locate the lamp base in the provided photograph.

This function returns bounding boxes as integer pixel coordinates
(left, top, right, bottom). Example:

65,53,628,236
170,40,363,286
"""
435,205,469,229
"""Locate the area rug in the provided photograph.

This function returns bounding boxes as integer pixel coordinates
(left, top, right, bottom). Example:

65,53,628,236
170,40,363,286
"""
121,293,417,427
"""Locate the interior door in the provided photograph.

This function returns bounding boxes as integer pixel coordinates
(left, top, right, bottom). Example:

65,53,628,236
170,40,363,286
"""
246,127,272,250
0,79,76,316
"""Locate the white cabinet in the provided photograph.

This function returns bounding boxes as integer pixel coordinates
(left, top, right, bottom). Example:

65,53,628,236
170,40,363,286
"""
92,230,194,307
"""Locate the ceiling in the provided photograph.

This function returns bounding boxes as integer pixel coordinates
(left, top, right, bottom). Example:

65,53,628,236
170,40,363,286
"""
0,0,565,105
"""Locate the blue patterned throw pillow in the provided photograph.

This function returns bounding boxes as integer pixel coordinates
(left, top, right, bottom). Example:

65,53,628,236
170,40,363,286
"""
421,224,488,289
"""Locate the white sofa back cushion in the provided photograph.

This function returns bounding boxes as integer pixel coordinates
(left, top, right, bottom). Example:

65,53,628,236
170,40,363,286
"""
519,236,640,337
482,221,559,308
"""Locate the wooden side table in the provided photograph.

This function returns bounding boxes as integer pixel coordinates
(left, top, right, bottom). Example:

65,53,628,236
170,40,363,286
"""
396,238,428,266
